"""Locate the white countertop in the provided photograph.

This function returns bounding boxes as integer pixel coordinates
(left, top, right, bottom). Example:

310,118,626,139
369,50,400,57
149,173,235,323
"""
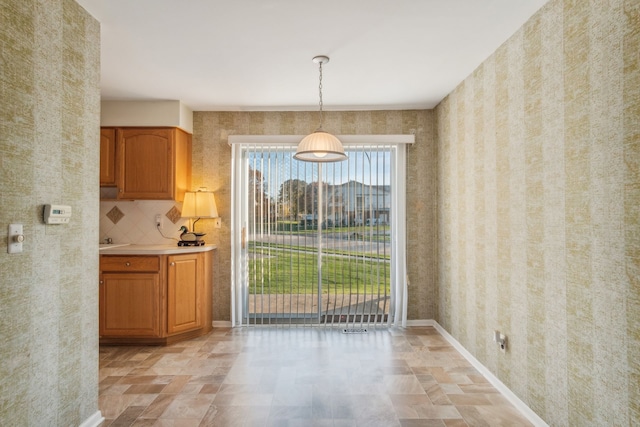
99,243,216,255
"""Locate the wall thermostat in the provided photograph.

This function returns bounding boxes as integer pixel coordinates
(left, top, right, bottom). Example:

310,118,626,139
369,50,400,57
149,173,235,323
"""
44,204,72,224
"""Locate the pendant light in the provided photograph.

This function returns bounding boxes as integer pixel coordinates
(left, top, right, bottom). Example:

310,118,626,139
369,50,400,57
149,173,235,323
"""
294,55,347,162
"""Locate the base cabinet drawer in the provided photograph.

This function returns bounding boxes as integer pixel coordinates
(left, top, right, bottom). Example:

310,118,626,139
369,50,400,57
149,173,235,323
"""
100,256,160,272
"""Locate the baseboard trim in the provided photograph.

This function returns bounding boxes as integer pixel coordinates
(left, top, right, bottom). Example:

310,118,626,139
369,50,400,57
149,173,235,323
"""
79,410,104,427
212,321,232,328
413,320,548,427
405,319,432,326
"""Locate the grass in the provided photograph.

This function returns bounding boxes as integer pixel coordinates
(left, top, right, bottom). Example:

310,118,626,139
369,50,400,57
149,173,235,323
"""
248,249,390,295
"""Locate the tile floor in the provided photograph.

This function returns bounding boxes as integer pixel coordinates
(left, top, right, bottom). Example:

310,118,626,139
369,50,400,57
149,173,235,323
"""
99,326,534,426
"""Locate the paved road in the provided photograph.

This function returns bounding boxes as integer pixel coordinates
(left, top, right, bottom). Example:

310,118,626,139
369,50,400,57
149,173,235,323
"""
251,231,390,255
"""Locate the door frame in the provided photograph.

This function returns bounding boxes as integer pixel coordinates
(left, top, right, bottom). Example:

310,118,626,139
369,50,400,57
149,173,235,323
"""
230,135,414,327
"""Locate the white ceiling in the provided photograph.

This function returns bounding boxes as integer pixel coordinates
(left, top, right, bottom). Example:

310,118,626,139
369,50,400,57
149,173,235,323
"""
76,0,549,112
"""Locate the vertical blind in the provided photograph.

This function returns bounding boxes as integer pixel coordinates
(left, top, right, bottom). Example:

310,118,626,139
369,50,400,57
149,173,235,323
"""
230,135,412,328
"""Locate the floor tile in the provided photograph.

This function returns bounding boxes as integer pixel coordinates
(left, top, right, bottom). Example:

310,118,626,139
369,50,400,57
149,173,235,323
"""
98,327,534,426
159,394,215,420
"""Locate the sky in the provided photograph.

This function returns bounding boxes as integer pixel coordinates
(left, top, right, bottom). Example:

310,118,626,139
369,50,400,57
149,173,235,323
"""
247,147,393,197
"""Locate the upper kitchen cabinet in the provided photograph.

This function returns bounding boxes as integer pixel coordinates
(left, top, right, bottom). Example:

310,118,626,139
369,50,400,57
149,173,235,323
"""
115,127,192,201
100,128,117,186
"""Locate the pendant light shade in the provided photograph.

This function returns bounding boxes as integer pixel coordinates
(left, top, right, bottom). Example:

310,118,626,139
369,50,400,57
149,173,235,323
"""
295,55,347,163
294,130,347,162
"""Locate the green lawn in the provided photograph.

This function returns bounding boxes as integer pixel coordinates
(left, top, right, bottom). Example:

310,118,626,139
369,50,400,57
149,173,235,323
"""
248,249,390,294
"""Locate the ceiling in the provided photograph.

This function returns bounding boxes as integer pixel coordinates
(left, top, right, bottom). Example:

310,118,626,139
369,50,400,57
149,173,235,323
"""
75,0,549,112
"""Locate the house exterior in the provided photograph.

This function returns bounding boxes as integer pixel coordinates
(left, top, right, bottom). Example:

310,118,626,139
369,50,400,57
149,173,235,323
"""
325,180,391,226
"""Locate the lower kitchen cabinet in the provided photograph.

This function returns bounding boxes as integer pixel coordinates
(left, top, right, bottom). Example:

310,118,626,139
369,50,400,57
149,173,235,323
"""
100,272,161,338
167,253,201,335
99,251,213,345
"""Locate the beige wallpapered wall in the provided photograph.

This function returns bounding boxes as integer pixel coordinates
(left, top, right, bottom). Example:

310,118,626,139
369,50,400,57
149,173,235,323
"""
0,0,100,425
191,110,438,321
436,0,639,425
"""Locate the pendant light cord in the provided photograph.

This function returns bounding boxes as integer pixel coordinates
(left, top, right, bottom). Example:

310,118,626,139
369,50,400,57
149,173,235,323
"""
318,60,324,130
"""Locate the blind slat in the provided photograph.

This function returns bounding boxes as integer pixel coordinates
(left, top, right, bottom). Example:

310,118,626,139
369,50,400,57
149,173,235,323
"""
240,144,398,327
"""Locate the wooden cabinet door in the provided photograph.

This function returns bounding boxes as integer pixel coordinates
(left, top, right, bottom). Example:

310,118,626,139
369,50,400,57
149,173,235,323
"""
100,128,117,186
167,253,202,335
118,128,174,199
173,128,192,202
99,272,161,337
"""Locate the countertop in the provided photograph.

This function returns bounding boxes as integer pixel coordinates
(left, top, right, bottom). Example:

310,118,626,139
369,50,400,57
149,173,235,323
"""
99,243,216,255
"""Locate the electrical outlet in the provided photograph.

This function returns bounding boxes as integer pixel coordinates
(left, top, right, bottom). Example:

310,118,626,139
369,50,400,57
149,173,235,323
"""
493,330,507,352
155,214,163,229
499,334,507,352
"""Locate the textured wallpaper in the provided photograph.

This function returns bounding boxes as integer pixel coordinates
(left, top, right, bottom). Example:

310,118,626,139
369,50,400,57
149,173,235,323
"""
191,110,437,321
0,0,100,425
436,0,639,425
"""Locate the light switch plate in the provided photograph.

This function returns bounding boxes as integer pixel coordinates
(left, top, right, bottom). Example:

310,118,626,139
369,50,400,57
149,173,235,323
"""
8,224,24,254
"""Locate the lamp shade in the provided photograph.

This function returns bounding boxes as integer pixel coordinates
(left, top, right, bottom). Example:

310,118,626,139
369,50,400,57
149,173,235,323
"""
181,190,218,218
294,131,347,162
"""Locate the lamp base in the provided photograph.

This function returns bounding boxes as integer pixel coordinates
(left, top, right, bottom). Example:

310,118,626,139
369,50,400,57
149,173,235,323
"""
177,240,206,247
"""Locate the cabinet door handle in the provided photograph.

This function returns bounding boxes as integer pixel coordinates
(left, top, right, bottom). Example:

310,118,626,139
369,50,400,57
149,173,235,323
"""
99,280,103,284
125,262,131,267
170,262,175,266
242,227,246,249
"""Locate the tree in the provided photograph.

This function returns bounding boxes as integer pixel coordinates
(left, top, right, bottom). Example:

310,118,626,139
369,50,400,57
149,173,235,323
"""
303,181,331,225
248,167,274,224
277,179,307,219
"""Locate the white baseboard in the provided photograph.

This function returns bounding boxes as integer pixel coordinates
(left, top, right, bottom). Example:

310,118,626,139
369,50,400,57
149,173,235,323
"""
410,320,548,427
79,410,104,427
405,319,433,326
212,321,232,328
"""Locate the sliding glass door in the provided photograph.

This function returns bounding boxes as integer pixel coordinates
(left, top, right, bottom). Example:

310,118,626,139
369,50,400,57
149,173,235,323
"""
230,136,410,328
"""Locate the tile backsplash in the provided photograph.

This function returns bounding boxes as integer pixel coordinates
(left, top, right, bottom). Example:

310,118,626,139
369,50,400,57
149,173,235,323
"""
100,200,190,245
